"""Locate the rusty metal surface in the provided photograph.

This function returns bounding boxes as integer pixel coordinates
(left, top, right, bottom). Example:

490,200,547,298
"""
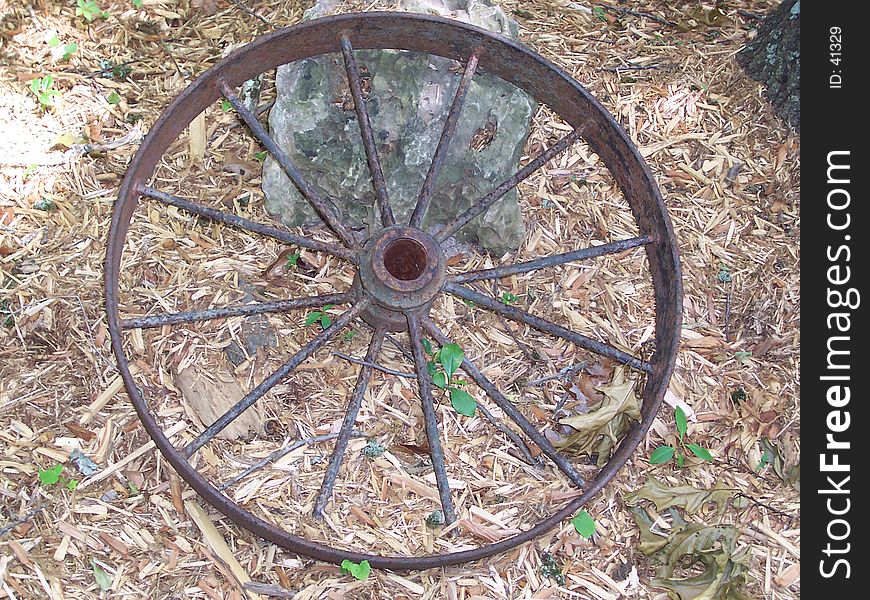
105,11,682,570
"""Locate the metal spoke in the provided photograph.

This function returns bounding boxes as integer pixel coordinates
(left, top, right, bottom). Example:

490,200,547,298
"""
339,35,395,227
446,283,651,372
435,129,583,242
122,292,351,330
409,49,481,228
452,236,651,284
219,80,360,250
313,328,386,518
141,187,357,262
181,299,369,458
422,318,586,488
407,313,456,525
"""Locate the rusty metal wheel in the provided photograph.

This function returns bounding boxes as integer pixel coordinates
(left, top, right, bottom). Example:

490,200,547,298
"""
105,12,681,570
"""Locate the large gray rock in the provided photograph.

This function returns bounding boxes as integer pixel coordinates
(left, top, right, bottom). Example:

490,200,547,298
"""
261,0,534,254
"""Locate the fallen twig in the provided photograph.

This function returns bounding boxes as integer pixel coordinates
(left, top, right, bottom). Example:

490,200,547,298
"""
332,351,416,378
228,0,277,29
0,504,46,537
219,431,364,490
524,361,588,388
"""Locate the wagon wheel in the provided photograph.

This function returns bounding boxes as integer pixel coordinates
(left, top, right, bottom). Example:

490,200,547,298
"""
105,12,681,570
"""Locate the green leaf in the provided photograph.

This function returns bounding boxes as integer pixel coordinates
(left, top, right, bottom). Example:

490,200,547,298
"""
319,313,332,329
67,479,79,491
221,99,232,112
304,311,322,326
649,445,675,465
91,560,112,591
439,343,464,380
500,292,518,304
106,91,121,105
432,371,448,390
253,151,268,161
286,251,300,266
340,559,371,581
686,443,714,461
676,452,685,468
132,0,143,7
675,406,687,441
449,387,476,416
62,43,78,61
342,330,356,342
38,464,64,485
48,35,61,48
571,510,596,538
421,339,433,356
426,360,437,377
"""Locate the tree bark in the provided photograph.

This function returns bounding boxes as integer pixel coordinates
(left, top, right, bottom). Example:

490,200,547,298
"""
737,0,800,130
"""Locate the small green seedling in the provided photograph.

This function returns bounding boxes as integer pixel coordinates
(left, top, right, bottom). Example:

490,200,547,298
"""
649,406,713,466
33,198,56,211
539,552,566,585
571,510,596,538
361,439,384,459
38,464,78,491
47,35,78,61
734,350,752,365
285,251,301,267
253,150,268,162
499,292,519,305
106,91,121,105
76,0,110,22
98,59,132,79
304,304,335,330
755,447,774,472
29,76,61,109
132,0,143,8
425,342,477,416
340,559,371,581
342,329,357,342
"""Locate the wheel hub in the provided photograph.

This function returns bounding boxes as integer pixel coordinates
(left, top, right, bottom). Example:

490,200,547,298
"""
354,225,446,330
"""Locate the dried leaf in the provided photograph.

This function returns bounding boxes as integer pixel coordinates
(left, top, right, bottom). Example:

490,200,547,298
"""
555,366,640,463
625,477,735,514
627,505,670,555
628,506,756,600
652,525,754,600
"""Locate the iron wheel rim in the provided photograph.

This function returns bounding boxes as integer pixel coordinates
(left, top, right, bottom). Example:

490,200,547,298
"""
104,11,682,570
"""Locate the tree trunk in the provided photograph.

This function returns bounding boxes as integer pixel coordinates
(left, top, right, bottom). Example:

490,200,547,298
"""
737,0,800,130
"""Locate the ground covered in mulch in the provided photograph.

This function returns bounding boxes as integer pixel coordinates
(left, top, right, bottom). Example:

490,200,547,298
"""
1,1,799,599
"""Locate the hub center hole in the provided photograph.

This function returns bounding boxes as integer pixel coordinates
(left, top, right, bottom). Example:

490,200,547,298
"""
383,238,428,281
